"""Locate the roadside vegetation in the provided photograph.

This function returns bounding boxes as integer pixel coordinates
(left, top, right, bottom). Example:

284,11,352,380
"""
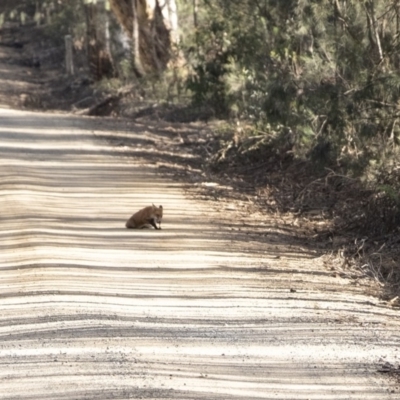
1,0,400,298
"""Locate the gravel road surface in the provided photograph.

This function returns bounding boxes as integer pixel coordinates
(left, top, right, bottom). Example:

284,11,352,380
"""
0,107,399,399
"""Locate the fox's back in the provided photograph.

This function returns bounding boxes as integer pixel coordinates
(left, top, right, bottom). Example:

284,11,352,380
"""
125,205,163,229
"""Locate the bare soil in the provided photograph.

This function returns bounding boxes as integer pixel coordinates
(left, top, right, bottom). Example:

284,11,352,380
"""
0,23,399,398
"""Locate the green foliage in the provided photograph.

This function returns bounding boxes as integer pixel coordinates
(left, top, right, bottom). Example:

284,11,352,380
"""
182,0,400,172
186,52,230,115
378,184,400,205
183,8,231,115
42,0,85,46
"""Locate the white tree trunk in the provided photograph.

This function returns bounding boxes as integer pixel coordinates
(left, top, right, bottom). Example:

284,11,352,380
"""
109,0,179,76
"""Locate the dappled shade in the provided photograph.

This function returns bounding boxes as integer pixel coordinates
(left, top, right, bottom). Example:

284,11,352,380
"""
0,108,399,399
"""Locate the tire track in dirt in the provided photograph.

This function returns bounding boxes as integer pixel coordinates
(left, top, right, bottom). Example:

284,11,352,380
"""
0,107,399,399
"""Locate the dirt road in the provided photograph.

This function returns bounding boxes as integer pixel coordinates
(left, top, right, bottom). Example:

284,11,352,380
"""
0,105,399,399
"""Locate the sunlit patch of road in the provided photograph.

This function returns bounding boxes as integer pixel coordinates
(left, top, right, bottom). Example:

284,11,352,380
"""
0,107,399,399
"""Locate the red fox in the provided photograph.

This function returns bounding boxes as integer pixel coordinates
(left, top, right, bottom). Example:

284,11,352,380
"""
125,204,163,230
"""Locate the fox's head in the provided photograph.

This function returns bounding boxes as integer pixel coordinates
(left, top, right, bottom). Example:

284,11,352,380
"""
152,204,163,223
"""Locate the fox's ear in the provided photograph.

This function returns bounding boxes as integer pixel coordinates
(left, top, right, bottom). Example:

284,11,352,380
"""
152,203,156,207
159,205,163,209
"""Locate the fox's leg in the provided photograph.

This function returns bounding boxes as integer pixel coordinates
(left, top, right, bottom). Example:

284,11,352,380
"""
148,218,161,230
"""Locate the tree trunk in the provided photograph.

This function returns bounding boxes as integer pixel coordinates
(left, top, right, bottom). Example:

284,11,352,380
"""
131,0,146,76
65,34,74,75
192,0,199,52
84,0,116,81
364,0,384,64
109,0,177,76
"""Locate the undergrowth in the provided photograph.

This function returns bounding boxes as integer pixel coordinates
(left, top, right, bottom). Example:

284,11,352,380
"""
205,123,400,298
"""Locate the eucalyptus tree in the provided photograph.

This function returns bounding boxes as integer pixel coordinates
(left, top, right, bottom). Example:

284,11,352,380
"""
84,0,116,80
109,0,179,76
